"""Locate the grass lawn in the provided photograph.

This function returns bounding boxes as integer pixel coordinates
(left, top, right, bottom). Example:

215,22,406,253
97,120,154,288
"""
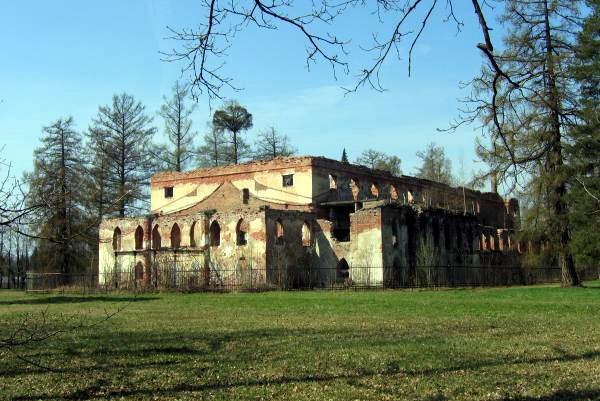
1,283,599,401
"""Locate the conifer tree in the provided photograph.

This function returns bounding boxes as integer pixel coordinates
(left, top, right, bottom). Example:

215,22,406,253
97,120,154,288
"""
471,0,582,286
89,93,158,217
26,117,87,275
157,81,197,172
567,0,600,270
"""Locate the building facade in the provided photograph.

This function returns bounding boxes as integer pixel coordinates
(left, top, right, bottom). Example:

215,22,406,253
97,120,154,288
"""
98,156,520,289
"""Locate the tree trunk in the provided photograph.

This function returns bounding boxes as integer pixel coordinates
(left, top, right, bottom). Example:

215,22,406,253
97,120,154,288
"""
543,0,580,287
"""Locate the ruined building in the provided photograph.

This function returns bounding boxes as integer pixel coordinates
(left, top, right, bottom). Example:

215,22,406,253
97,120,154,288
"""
98,156,520,288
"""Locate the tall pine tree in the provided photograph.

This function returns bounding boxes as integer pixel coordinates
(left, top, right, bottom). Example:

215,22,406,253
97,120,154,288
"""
472,0,582,286
26,117,87,276
567,0,600,270
89,93,157,217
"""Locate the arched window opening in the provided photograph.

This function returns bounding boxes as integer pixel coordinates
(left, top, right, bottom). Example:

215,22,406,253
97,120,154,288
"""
135,262,144,280
370,182,379,198
189,221,197,247
236,219,248,246
351,178,360,200
275,219,284,245
171,223,181,249
135,226,144,250
407,190,414,204
152,225,161,250
112,227,122,251
337,258,350,279
329,174,337,189
242,188,250,204
302,222,311,247
390,185,398,201
210,221,221,246
392,218,399,248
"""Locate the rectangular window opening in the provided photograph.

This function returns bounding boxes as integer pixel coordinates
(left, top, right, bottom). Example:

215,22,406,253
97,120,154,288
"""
164,187,174,198
282,174,294,187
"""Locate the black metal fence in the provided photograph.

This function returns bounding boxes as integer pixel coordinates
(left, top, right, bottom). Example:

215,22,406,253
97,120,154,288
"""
20,264,600,293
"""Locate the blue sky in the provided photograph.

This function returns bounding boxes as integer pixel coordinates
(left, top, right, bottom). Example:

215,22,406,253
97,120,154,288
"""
0,1,505,187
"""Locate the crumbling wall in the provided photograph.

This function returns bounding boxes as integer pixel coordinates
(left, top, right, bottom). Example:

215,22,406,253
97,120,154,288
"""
265,209,316,288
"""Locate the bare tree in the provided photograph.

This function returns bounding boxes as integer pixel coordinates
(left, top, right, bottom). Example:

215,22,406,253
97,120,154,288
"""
163,1,502,102
254,127,296,160
157,81,198,172
415,142,453,185
197,125,229,167
355,149,402,175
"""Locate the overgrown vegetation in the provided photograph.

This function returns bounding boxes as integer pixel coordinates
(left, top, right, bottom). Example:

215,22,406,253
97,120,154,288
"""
1,284,599,400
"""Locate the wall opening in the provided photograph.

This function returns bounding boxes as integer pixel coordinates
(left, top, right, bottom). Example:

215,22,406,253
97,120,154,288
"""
210,221,221,247
302,221,311,247
330,206,351,242
171,223,181,249
242,188,249,204
236,219,248,246
152,225,161,250
189,221,197,247
135,226,144,250
275,219,284,245
390,185,398,201
112,227,122,251
282,174,294,187
329,174,337,189
164,186,174,198
370,182,379,198
135,262,144,280
351,178,360,200
337,258,350,279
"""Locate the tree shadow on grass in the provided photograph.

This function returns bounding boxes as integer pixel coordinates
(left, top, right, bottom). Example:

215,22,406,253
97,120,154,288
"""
0,296,159,305
497,389,600,401
6,324,600,401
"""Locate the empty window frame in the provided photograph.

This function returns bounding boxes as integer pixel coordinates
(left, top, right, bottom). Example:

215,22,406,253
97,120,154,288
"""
275,219,284,245
282,174,294,187
152,225,161,250
329,174,337,189
210,221,221,246
112,227,122,251
301,222,311,247
134,225,144,250
236,219,248,246
164,186,174,198
171,223,181,249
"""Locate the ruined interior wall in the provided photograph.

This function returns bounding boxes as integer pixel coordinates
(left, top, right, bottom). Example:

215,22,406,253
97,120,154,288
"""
151,157,316,214
346,207,384,285
265,209,316,287
310,158,518,230
98,216,152,286
205,208,267,286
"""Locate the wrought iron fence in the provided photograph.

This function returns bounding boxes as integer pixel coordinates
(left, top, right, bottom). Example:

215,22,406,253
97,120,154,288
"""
20,264,600,293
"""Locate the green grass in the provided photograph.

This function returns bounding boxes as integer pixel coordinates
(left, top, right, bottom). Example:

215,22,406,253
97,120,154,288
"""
1,283,600,400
